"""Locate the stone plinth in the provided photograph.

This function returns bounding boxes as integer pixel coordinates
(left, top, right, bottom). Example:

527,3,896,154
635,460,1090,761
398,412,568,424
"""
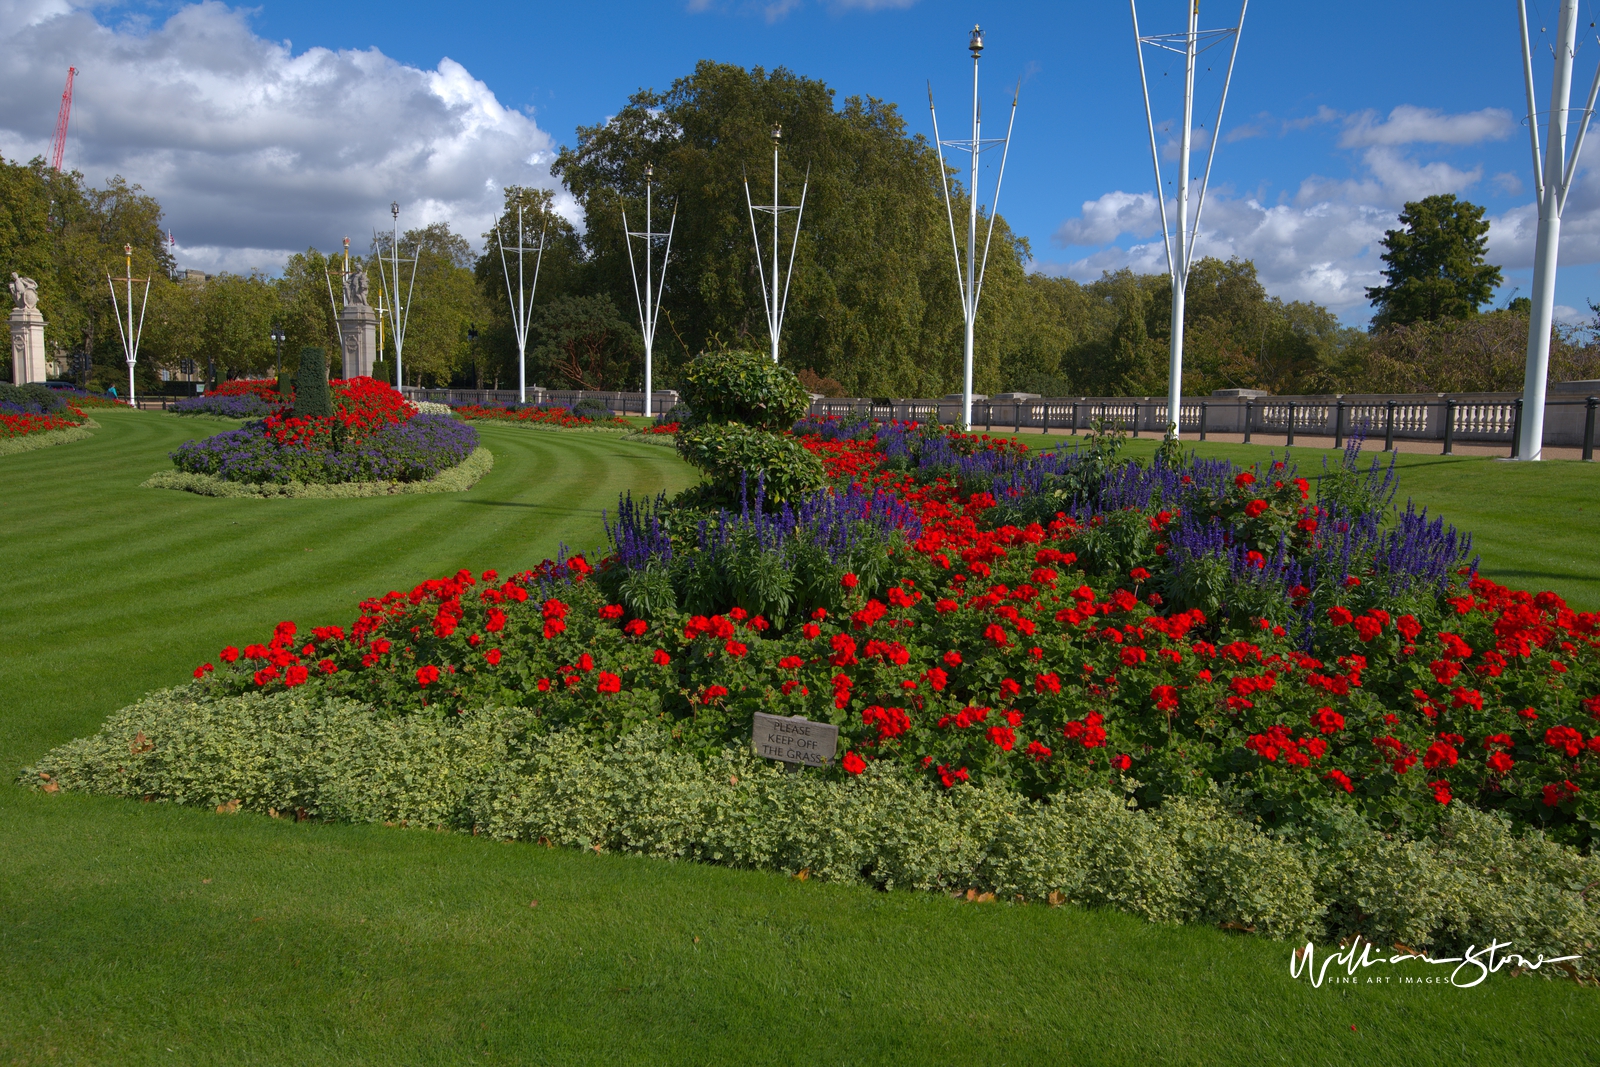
9,307,46,385
338,303,378,380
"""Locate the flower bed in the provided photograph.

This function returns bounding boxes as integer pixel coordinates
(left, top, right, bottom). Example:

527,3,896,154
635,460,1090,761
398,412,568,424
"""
1,408,82,438
208,378,283,402
32,384,1600,964
1,384,89,438
144,446,493,498
453,403,628,428
117,418,1600,845
172,393,279,419
164,376,478,487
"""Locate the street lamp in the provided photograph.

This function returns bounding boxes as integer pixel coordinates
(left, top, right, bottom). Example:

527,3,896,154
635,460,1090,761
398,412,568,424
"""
375,200,418,391
929,25,1020,430
270,322,286,380
624,161,676,418
107,242,151,406
744,124,809,364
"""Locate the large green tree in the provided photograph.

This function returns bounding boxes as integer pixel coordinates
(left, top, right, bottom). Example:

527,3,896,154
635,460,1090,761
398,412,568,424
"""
474,186,585,389
552,61,1054,398
1365,194,1502,328
0,155,171,387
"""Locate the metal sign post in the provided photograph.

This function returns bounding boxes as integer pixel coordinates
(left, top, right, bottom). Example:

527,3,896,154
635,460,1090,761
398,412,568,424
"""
624,164,676,419
930,26,1019,431
1131,0,1248,441
107,243,150,405
1516,0,1600,461
744,125,809,364
497,204,546,405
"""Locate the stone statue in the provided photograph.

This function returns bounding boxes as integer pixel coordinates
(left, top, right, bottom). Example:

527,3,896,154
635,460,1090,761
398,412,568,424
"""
342,270,370,307
9,273,39,311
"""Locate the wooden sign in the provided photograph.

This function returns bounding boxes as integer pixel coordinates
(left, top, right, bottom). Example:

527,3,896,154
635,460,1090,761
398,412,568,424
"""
751,712,839,768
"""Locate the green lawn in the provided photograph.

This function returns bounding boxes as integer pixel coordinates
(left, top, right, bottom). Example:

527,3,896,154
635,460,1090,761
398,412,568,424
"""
2,410,1597,1065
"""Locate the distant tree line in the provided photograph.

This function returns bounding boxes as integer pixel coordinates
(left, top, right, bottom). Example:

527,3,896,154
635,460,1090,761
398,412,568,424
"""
4,66,1597,396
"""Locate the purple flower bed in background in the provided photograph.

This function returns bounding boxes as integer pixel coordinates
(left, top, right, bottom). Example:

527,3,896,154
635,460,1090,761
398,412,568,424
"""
170,414,477,485
173,393,279,419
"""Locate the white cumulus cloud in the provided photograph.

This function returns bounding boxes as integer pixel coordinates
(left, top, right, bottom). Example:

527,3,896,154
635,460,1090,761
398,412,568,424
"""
1044,103,1558,315
1339,105,1514,148
0,0,563,274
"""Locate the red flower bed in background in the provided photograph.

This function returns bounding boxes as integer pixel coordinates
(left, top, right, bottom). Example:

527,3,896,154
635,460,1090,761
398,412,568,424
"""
207,379,283,402
0,410,83,438
454,404,623,427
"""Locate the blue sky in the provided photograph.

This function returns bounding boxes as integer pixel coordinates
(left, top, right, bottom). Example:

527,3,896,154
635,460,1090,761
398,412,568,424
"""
3,0,1598,324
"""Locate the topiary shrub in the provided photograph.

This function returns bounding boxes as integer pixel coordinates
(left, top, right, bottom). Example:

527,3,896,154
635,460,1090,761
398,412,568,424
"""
675,423,825,506
677,349,811,431
571,397,613,421
671,350,823,507
292,348,331,418
369,359,392,387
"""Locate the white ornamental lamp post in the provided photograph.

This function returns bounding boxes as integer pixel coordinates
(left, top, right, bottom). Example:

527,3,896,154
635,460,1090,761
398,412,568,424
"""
107,243,150,406
929,26,1020,431
375,201,419,390
1131,0,1248,442
1515,0,1600,460
270,322,286,380
744,125,809,363
496,202,546,405
624,163,677,418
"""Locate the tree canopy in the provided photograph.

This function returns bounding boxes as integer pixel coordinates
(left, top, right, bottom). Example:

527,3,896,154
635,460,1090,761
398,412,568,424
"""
1365,194,1502,328
10,66,1592,401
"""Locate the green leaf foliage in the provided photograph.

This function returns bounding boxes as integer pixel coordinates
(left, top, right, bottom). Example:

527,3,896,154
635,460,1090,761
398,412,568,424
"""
674,422,825,506
27,695,1600,966
678,348,811,431
1366,194,1503,328
292,348,331,417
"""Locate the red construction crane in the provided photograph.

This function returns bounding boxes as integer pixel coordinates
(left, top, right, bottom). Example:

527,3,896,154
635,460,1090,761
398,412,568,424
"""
49,67,76,172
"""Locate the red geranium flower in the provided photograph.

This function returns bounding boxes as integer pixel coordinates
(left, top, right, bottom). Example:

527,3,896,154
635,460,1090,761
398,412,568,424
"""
416,665,441,687
1323,768,1355,793
842,750,867,775
485,648,501,666
597,671,622,694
